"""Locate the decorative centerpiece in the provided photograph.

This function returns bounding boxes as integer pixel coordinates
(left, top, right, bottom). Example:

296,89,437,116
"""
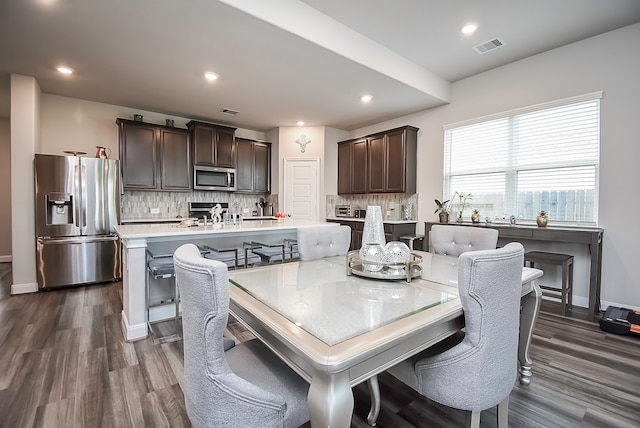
536,210,548,227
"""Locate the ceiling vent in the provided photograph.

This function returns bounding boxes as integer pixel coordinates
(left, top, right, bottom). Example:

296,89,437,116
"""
220,108,240,115
473,37,506,54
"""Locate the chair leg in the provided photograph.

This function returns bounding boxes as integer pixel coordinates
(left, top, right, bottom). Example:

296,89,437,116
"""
465,410,481,428
497,396,509,428
366,375,380,426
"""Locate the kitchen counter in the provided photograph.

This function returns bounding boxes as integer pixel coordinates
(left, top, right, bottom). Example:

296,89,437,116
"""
326,216,416,224
116,220,339,341
121,217,183,224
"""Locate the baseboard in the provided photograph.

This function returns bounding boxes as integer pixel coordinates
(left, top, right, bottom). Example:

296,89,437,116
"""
0,255,12,263
120,310,148,342
543,295,640,313
11,282,39,294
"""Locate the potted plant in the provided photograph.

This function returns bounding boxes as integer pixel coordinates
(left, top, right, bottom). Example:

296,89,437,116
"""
434,199,451,223
452,192,473,223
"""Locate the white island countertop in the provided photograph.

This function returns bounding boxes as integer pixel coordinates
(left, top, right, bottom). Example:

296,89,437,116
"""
115,220,338,239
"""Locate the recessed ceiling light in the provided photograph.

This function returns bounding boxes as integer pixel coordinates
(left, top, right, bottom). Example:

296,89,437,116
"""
204,72,219,81
461,24,477,34
296,121,305,126
57,66,73,74
361,95,373,103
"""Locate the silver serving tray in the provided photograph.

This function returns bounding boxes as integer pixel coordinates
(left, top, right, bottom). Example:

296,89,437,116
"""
346,250,422,283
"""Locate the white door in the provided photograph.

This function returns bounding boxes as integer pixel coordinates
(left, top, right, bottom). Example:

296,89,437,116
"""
283,158,320,223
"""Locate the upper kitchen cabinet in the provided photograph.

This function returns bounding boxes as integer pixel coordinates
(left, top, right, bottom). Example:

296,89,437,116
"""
337,126,418,194
235,138,271,194
117,119,191,191
187,120,236,168
337,138,367,194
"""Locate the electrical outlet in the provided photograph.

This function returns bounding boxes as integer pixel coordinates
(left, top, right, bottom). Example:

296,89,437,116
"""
150,207,160,214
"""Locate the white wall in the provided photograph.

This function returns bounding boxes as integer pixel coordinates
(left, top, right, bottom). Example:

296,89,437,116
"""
10,74,41,293
351,23,640,310
40,94,267,159
323,127,350,196
0,117,11,260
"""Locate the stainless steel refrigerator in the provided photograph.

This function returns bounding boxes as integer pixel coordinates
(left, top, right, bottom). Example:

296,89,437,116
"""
35,154,121,289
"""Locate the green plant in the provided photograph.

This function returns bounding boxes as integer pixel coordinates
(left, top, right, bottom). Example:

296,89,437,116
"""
452,192,473,214
434,199,451,214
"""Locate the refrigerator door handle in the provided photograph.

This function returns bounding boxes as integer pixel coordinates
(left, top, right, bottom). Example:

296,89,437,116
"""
80,162,88,234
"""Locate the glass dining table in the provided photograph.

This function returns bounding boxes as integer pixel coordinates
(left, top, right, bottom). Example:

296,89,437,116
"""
228,250,543,428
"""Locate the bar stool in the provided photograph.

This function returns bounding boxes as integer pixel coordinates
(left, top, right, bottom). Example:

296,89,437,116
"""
399,234,425,251
146,249,181,343
524,251,574,316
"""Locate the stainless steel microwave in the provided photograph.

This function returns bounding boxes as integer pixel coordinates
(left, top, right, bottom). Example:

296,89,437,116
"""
193,166,237,191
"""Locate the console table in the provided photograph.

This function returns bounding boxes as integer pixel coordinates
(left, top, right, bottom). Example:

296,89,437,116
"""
424,222,603,321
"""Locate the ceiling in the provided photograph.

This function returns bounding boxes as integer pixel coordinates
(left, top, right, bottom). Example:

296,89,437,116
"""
1,0,639,132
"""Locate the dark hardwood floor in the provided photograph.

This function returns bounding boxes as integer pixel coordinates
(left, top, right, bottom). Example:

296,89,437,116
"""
1,262,639,427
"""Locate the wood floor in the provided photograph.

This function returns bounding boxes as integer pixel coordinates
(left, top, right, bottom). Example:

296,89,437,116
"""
1,262,639,427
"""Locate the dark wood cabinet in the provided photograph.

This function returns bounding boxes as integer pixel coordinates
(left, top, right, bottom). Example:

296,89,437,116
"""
187,120,236,168
337,126,417,194
235,138,271,194
338,138,367,194
117,119,191,191
327,219,415,251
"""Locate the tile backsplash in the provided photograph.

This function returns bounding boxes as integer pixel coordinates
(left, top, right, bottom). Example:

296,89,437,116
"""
121,191,277,219
326,194,418,221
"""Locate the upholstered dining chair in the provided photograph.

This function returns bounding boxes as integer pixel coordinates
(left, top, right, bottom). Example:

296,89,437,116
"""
297,225,351,260
385,242,525,428
366,224,500,425
174,244,310,428
430,224,499,256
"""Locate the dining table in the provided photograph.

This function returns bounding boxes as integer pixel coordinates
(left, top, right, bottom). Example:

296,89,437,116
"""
227,250,543,428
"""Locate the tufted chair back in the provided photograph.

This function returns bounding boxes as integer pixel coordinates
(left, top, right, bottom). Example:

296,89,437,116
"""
297,225,351,261
386,242,525,428
174,244,309,428
430,224,498,256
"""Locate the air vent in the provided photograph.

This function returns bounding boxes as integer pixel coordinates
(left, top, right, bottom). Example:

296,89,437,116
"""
473,37,506,54
220,108,240,115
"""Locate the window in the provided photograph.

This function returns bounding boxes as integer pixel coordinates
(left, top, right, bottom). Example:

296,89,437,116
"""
443,92,601,224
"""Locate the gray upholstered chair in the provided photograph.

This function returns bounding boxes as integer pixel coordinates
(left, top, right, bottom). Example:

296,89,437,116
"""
430,224,499,256
385,242,525,428
297,225,351,260
174,244,310,428
366,224,500,424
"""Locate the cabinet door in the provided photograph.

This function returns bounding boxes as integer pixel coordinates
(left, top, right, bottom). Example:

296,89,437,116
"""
193,124,215,166
337,142,352,194
367,134,385,193
235,138,254,192
352,139,367,193
253,142,270,193
215,128,235,167
385,128,406,193
119,122,157,190
160,128,191,191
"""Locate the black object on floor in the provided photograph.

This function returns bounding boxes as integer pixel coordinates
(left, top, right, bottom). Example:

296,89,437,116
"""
599,306,640,336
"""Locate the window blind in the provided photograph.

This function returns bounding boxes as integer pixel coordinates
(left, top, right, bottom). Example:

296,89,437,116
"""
443,95,601,224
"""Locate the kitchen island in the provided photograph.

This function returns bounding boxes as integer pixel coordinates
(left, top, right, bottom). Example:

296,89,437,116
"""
115,220,338,341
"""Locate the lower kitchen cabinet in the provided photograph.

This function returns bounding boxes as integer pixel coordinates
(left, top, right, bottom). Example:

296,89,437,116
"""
327,219,416,251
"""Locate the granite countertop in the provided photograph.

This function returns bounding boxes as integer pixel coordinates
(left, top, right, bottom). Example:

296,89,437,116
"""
326,217,417,225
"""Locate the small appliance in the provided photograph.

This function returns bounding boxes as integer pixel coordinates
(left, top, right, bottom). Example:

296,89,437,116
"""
354,209,367,218
193,166,237,191
335,205,352,217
